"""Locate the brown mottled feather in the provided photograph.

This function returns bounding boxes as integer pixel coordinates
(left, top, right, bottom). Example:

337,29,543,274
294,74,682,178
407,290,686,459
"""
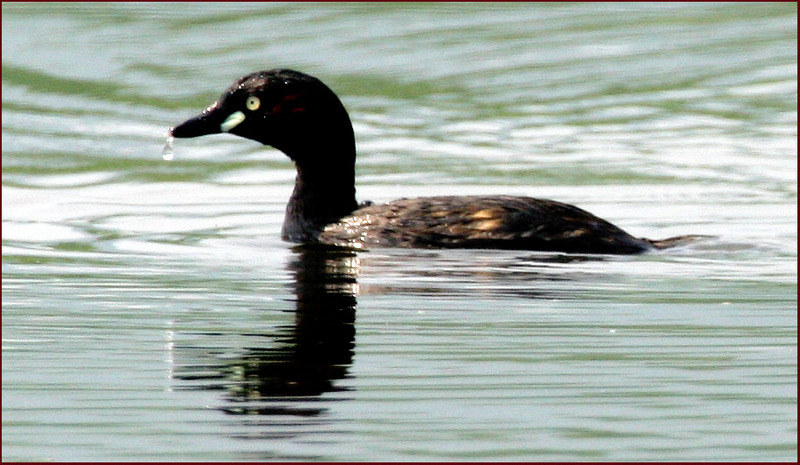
319,195,654,254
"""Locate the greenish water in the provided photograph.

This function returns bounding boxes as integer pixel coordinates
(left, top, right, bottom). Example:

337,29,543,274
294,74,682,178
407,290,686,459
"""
2,2,797,461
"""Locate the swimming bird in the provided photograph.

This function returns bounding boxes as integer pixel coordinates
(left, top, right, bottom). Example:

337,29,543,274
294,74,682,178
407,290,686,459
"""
169,69,699,254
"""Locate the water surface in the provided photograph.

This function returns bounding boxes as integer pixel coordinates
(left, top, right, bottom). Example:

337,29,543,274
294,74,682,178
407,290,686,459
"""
2,2,797,461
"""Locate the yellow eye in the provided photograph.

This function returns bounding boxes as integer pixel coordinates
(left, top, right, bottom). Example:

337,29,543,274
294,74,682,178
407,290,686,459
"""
246,95,260,111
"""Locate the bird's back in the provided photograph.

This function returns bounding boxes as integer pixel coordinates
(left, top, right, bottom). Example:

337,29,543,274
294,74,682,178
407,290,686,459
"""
319,195,654,254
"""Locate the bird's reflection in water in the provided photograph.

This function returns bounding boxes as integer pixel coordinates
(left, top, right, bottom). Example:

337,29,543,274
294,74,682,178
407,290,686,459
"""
173,245,359,420
171,246,607,421
235,246,358,399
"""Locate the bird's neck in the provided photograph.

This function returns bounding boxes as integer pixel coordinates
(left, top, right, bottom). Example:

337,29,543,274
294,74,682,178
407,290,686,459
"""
281,148,359,243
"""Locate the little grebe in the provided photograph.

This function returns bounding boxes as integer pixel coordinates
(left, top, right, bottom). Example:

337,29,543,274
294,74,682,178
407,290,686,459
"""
170,69,699,254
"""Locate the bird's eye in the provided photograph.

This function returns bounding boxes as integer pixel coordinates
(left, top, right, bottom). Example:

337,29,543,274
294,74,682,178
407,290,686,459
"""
245,95,260,111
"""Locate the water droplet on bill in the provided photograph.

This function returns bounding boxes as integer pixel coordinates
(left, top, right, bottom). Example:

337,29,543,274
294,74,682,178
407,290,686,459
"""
162,134,175,161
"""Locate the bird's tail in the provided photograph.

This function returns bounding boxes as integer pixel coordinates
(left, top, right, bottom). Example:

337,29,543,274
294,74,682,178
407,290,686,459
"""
646,235,715,250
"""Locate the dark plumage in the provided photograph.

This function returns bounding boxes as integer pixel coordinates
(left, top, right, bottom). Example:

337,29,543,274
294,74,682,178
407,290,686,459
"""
170,69,700,254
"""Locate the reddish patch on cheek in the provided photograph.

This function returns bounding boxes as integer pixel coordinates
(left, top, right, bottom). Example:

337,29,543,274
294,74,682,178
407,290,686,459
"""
275,93,307,114
267,93,308,115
